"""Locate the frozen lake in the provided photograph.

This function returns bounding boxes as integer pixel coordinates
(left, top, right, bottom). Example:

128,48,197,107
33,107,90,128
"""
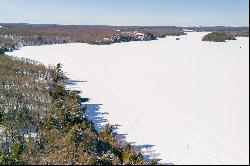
7,32,249,164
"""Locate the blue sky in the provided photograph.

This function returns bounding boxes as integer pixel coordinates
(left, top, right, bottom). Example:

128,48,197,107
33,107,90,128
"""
0,0,249,26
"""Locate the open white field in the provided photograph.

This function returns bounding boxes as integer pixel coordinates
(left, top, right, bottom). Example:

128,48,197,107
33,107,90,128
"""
7,32,249,164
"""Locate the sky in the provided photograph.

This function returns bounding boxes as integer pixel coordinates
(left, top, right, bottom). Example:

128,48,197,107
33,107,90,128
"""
0,0,249,26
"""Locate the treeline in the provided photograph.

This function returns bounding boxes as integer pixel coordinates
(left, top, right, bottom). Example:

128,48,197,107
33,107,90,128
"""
0,37,17,52
0,52,158,165
0,23,185,49
189,26,249,37
0,24,248,50
202,32,236,42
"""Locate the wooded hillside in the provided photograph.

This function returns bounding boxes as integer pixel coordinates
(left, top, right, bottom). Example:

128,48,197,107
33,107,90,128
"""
0,53,156,165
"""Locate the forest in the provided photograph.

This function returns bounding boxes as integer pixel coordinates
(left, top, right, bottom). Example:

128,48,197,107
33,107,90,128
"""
0,24,185,50
202,32,237,42
0,51,158,165
190,26,249,37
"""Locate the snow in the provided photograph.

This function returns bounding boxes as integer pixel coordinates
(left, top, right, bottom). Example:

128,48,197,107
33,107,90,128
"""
0,26,2,28
7,32,249,165
183,28,194,32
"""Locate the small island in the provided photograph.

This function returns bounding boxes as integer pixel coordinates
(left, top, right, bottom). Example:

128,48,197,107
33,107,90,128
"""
202,32,236,42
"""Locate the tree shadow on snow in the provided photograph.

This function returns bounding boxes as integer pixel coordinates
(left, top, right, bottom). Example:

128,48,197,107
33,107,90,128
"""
83,103,109,131
114,133,162,163
65,77,164,164
64,75,87,86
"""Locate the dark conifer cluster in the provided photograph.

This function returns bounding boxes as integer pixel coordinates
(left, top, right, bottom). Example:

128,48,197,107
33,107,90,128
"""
202,32,236,42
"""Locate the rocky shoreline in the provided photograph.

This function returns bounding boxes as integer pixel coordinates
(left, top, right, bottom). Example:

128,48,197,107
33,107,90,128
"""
94,31,158,45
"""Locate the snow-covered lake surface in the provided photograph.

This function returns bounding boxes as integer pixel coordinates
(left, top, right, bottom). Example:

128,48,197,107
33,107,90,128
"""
7,32,249,164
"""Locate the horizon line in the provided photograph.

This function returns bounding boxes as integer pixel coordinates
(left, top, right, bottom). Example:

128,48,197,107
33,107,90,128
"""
0,22,249,28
